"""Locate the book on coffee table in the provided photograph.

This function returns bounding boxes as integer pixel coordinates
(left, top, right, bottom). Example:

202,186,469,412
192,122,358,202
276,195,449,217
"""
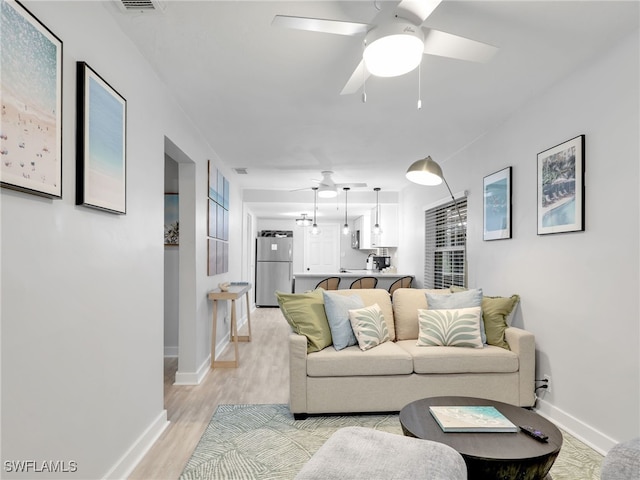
429,406,518,433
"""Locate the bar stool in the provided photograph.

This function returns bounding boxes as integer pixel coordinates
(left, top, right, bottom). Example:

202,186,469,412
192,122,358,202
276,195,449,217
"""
350,277,378,289
388,276,414,296
315,277,341,290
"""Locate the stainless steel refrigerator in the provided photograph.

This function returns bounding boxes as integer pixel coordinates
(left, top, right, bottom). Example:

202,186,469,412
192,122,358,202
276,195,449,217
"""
255,231,293,307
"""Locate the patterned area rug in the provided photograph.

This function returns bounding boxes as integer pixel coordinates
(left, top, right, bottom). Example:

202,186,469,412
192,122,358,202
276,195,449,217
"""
180,404,603,480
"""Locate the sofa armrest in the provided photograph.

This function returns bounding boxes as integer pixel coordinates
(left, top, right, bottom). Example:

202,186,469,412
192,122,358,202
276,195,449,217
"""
505,327,536,407
289,333,308,414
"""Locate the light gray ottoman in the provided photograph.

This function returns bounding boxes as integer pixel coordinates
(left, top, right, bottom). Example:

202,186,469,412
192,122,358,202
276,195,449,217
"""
601,437,640,480
295,426,467,480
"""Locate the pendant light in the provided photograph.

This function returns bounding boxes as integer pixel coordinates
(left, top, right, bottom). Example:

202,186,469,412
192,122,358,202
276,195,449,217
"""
311,187,321,235
342,187,350,235
372,187,382,235
295,213,312,227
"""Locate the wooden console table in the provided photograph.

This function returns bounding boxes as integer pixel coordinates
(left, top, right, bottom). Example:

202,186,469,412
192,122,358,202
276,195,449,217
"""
207,283,252,368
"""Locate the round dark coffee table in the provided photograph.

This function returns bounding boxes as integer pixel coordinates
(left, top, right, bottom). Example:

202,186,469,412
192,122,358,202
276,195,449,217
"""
399,396,562,480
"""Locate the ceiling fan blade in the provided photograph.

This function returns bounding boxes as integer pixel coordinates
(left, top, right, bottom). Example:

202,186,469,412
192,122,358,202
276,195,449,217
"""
336,182,368,188
422,28,499,63
340,59,370,95
396,0,442,24
272,15,369,36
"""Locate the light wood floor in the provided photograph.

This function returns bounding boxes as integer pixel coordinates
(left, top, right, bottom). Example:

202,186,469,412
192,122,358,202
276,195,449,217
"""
129,307,290,480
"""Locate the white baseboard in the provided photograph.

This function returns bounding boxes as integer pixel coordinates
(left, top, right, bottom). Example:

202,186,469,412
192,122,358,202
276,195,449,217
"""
164,346,178,357
535,398,618,455
103,409,169,479
173,354,211,385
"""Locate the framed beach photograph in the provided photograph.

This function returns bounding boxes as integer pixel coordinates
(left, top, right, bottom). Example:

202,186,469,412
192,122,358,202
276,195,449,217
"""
164,193,179,245
483,166,512,241
76,62,127,214
0,0,63,198
537,135,585,235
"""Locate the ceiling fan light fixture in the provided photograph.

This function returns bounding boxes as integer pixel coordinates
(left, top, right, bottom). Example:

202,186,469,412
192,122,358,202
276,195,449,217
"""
364,20,424,77
405,156,444,186
317,184,338,198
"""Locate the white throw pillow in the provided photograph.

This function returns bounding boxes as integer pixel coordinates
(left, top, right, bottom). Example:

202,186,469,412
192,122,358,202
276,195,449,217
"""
416,306,483,348
348,303,390,351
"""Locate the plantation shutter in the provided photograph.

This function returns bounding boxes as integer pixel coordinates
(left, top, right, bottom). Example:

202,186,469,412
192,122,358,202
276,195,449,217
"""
424,197,467,289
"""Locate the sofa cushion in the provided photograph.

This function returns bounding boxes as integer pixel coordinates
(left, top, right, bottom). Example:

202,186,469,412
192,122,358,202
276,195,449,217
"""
392,288,451,340
333,289,396,341
307,341,414,377
425,289,487,343
417,307,483,348
276,289,332,353
396,340,519,374
348,304,390,351
323,291,363,351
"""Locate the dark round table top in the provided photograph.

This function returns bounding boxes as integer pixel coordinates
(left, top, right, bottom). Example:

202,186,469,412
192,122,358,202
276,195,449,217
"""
399,396,563,462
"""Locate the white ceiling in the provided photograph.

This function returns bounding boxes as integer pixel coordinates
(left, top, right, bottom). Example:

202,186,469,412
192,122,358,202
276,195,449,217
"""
106,0,639,220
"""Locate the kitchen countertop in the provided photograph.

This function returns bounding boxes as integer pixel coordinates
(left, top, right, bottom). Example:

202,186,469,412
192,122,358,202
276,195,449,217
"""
292,271,414,293
293,270,411,278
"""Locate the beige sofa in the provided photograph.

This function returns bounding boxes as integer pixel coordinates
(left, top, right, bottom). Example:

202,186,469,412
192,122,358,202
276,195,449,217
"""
288,288,535,418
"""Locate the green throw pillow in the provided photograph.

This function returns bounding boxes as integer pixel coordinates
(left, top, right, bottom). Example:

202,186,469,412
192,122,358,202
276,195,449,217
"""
482,295,520,350
450,286,520,350
347,303,390,351
276,289,332,353
416,307,483,348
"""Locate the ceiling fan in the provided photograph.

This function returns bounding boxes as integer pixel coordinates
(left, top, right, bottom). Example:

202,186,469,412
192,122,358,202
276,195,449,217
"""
272,0,498,95
292,171,367,198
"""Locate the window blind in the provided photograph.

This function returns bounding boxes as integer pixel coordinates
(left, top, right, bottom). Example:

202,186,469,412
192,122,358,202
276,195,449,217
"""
424,197,467,289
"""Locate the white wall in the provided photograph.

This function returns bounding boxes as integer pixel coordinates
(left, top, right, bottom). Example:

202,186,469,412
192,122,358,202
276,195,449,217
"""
398,29,640,452
1,1,242,478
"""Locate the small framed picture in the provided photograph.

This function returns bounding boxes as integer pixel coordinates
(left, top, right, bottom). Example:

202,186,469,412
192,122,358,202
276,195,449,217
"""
76,61,127,214
0,0,63,198
537,135,585,235
483,167,512,241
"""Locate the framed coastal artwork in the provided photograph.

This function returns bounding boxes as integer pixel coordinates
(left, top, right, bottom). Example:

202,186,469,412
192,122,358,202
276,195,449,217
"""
483,166,512,241
0,0,63,198
537,135,585,235
76,61,127,214
164,193,179,245
207,160,229,275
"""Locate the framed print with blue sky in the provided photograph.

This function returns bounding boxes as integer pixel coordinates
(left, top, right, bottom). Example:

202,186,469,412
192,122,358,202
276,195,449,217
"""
76,61,127,214
483,166,512,241
537,135,585,235
0,0,63,198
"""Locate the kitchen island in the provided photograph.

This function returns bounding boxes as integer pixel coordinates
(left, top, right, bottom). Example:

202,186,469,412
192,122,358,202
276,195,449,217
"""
293,271,414,293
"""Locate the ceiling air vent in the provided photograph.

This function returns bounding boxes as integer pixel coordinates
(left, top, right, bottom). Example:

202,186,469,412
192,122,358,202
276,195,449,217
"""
233,168,249,175
115,0,166,13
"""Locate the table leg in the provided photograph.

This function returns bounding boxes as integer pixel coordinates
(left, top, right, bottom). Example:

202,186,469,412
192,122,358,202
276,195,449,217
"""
210,299,218,369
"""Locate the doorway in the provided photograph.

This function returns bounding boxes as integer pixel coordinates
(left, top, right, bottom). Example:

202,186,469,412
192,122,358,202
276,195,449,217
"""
303,223,340,272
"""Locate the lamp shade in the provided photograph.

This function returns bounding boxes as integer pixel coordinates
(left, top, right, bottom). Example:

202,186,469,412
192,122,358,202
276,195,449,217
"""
405,156,444,186
363,20,424,77
317,184,337,198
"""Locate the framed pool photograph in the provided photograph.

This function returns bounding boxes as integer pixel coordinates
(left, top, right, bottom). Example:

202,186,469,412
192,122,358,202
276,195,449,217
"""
0,0,63,198
537,135,585,235
483,167,512,241
76,61,127,214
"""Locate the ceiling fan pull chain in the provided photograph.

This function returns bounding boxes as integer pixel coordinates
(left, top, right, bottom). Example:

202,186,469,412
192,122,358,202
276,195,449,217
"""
417,61,422,110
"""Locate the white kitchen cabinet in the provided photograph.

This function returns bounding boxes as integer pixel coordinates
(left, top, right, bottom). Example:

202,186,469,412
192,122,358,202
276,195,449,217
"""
354,214,372,249
371,204,399,247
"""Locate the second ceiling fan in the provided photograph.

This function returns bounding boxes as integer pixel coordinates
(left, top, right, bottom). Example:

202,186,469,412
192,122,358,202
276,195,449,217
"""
272,0,499,95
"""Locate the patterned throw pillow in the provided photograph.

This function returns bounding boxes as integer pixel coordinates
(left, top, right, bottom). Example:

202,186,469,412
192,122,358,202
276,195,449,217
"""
416,307,483,348
348,303,390,351
426,288,486,343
